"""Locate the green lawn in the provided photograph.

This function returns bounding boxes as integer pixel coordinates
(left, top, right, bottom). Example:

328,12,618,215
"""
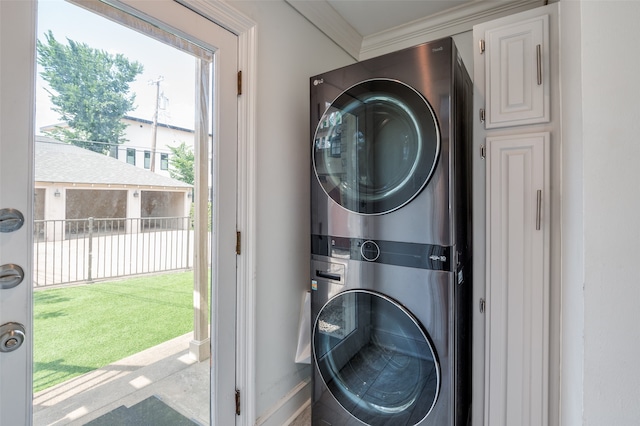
34,271,195,393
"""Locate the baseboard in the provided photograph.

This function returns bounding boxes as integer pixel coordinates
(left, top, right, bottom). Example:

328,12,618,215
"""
255,378,311,426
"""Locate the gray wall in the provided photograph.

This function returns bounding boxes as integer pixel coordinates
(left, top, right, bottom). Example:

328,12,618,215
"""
226,5,480,421
226,1,354,421
225,5,475,422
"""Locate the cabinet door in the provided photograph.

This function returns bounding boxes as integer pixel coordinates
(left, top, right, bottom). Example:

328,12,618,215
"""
485,132,550,426
484,14,550,128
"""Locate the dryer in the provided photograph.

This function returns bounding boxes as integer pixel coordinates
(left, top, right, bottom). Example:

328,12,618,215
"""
311,37,472,255
310,38,472,426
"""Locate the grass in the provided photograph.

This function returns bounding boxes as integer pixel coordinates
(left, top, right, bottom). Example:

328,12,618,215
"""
33,271,196,393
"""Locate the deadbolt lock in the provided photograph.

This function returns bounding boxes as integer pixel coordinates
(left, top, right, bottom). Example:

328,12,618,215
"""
0,208,25,233
0,264,25,290
0,323,26,353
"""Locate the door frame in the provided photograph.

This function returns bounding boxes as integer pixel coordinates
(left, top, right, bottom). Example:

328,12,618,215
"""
108,2,258,425
177,1,258,425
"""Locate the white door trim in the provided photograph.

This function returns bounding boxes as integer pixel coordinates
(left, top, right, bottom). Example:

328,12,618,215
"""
178,2,258,425
0,2,36,424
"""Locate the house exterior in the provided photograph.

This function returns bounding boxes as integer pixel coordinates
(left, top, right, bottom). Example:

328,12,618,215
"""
114,116,190,177
35,135,192,239
40,115,207,179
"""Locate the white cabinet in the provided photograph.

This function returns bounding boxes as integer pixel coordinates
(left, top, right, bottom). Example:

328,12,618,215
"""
485,132,550,426
482,14,550,128
473,4,560,426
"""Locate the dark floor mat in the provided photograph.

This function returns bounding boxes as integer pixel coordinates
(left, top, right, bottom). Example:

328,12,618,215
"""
84,395,196,426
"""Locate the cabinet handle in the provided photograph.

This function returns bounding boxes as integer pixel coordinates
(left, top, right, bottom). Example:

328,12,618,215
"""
536,190,542,230
536,44,542,85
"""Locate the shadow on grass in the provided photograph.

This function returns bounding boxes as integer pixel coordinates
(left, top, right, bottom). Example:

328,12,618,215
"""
33,358,144,396
34,359,95,392
34,292,71,304
34,309,67,320
34,293,72,320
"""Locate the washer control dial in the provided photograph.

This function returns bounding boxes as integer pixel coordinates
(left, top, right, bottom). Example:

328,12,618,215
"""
360,240,380,262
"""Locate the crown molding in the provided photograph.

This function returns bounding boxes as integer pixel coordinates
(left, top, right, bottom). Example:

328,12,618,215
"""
285,0,362,60
286,0,545,61
177,0,257,35
360,0,545,59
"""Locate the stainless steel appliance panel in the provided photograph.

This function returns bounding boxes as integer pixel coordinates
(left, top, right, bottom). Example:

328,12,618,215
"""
311,256,457,426
310,38,463,247
310,37,472,426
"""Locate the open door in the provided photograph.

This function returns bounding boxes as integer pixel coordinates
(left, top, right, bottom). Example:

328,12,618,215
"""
0,1,239,424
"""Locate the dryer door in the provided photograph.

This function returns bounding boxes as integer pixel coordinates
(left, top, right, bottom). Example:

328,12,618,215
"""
313,79,440,215
313,289,440,425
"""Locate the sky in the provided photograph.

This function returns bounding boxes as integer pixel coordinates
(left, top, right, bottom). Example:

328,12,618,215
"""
36,0,197,134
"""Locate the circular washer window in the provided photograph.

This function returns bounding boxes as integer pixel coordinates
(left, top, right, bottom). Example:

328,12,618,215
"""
313,79,440,215
313,290,440,425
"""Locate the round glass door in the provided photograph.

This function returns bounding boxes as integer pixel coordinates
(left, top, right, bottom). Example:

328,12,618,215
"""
313,290,440,425
313,79,440,215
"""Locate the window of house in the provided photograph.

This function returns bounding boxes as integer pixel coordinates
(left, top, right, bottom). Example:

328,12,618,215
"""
127,148,136,165
160,153,169,170
144,151,151,169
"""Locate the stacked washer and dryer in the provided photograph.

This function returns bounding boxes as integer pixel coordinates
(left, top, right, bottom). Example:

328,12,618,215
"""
309,38,473,426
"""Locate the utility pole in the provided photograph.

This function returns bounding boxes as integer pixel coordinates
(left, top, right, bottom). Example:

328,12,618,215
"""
148,76,163,172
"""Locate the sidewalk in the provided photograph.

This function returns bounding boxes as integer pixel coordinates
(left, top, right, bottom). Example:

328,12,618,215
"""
34,333,209,426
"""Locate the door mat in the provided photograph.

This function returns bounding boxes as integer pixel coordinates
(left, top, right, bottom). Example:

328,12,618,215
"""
84,395,197,426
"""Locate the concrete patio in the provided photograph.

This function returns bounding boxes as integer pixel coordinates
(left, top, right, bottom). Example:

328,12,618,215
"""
33,332,312,426
34,333,210,425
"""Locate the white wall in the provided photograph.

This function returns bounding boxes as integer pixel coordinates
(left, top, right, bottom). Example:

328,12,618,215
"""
225,1,354,423
561,1,640,425
559,1,584,425
580,2,640,425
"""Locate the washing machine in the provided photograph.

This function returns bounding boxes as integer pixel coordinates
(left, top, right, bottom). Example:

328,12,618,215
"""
310,38,472,425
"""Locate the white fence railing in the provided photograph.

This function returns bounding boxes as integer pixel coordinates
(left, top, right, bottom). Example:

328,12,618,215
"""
33,217,193,287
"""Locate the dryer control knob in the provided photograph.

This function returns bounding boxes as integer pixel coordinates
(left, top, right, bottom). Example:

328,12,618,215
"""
360,240,380,262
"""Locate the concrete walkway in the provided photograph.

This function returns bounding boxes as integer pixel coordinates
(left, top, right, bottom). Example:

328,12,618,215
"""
34,333,209,426
33,330,314,425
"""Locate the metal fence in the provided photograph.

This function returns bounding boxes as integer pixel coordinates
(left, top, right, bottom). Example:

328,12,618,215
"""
33,216,194,287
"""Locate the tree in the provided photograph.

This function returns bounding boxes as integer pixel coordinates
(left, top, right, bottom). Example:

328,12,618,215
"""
37,30,143,154
168,142,194,185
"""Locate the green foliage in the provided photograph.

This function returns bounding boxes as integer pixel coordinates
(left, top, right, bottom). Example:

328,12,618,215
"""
168,141,195,185
33,272,195,392
189,201,212,231
37,30,143,154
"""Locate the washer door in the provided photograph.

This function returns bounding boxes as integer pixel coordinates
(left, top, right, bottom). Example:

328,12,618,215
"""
313,290,440,425
313,79,440,215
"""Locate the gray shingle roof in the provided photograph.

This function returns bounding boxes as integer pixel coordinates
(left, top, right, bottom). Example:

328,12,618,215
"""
35,136,192,188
